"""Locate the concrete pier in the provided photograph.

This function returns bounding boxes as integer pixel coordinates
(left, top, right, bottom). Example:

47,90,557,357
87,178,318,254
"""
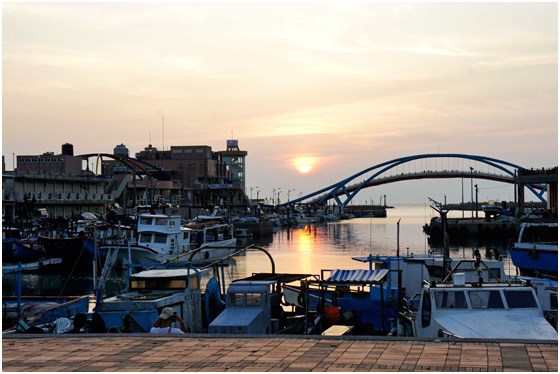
2,334,557,372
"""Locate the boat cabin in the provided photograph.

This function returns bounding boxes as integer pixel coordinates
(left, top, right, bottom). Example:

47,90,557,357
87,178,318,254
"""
405,274,558,341
208,280,277,334
97,267,208,333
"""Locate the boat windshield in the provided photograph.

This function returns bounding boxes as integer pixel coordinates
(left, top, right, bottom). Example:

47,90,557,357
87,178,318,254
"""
130,278,188,290
521,225,558,244
434,290,468,309
139,217,152,225
468,290,504,309
504,290,538,308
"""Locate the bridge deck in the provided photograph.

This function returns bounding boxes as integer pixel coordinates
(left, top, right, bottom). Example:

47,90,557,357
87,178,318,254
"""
3,334,557,372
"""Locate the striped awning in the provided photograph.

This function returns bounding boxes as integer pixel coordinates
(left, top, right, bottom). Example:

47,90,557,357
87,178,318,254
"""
326,269,389,284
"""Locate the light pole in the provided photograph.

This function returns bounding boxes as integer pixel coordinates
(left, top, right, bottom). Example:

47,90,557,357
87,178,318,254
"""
474,184,479,218
250,186,258,201
470,167,474,221
287,189,295,202
461,173,464,218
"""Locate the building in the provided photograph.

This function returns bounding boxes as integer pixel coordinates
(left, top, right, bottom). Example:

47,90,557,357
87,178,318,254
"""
16,143,83,176
2,144,111,223
2,140,251,222
216,139,248,193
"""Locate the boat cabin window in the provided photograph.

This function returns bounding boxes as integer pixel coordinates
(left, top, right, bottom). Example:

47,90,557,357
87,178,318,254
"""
138,233,149,243
154,234,167,244
468,290,504,309
434,290,468,309
139,217,152,225
228,293,245,306
521,225,558,244
504,290,538,309
488,268,502,280
246,293,262,306
130,278,188,290
155,218,168,226
421,292,431,327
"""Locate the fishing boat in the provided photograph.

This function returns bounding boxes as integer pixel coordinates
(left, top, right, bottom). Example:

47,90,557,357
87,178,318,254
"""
281,251,510,335
399,273,558,341
95,265,208,333
208,273,315,335
2,294,90,331
2,258,62,273
99,212,238,268
508,223,558,277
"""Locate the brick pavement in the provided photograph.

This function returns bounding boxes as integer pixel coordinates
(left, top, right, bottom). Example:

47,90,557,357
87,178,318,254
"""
2,334,558,372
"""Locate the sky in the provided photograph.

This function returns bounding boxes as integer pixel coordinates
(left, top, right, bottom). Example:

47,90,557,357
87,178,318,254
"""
2,2,558,205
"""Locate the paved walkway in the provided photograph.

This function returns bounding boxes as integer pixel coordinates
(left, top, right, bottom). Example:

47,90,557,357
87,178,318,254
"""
2,334,558,372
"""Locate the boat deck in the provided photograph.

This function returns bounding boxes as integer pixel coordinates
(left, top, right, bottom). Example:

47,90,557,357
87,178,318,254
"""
2,334,557,372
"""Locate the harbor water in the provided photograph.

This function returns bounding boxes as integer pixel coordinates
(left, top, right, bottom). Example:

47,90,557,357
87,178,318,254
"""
2,204,517,298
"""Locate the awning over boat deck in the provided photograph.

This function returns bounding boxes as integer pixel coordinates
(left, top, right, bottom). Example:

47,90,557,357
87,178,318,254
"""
235,273,315,283
326,269,389,284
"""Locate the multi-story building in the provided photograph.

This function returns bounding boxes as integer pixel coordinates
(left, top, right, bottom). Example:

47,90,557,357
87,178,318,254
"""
2,144,111,223
2,140,250,222
216,139,248,193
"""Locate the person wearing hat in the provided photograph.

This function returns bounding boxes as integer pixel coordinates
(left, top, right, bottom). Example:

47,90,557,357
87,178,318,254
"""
150,307,189,334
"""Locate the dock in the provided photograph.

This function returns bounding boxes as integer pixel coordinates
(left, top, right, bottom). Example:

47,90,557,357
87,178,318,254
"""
2,334,557,372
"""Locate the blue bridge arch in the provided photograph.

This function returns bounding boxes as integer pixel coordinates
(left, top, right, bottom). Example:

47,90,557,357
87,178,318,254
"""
281,153,549,207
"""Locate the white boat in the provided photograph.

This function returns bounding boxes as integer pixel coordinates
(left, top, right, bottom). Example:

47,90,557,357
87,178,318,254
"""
99,213,238,268
292,211,320,224
400,273,558,341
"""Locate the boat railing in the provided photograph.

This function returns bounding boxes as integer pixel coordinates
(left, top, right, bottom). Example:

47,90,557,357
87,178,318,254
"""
438,329,464,339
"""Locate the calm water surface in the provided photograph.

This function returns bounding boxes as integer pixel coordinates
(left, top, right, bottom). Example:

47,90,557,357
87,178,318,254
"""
3,204,516,298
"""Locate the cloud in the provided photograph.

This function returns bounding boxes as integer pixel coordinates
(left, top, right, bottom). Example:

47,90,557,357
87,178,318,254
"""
471,54,557,71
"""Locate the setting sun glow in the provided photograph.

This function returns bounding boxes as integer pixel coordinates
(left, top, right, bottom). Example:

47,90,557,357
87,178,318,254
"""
293,157,316,174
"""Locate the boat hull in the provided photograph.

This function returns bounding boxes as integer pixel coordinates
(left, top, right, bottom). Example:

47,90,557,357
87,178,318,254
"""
509,244,558,276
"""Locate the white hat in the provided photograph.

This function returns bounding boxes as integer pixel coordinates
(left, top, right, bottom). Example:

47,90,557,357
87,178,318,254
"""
54,317,72,334
159,307,174,320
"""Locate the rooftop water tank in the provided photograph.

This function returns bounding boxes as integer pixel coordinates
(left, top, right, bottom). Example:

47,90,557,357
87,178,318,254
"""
61,143,74,156
114,143,129,157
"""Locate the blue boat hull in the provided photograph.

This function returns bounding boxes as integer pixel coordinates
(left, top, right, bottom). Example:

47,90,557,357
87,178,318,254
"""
509,247,558,276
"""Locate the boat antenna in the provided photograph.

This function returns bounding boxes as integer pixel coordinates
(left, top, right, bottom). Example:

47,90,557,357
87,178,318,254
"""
162,114,165,150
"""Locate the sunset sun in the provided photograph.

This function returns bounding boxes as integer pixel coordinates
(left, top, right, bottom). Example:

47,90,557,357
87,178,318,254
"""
293,157,316,174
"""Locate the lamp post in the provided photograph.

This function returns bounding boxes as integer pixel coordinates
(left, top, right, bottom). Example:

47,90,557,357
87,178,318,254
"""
474,184,479,218
287,189,295,202
470,167,474,221
250,186,258,201
461,173,464,218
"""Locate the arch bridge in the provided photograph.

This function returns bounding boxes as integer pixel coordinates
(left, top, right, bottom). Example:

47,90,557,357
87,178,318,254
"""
282,154,552,208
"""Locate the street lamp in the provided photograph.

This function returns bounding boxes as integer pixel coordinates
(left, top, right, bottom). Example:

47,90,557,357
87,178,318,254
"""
277,189,282,206
474,184,479,218
250,186,258,201
470,167,474,221
287,188,295,202
461,173,465,218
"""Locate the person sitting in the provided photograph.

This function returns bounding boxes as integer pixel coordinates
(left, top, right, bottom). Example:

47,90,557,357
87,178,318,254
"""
67,313,87,333
88,312,107,333
150,307,188,334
